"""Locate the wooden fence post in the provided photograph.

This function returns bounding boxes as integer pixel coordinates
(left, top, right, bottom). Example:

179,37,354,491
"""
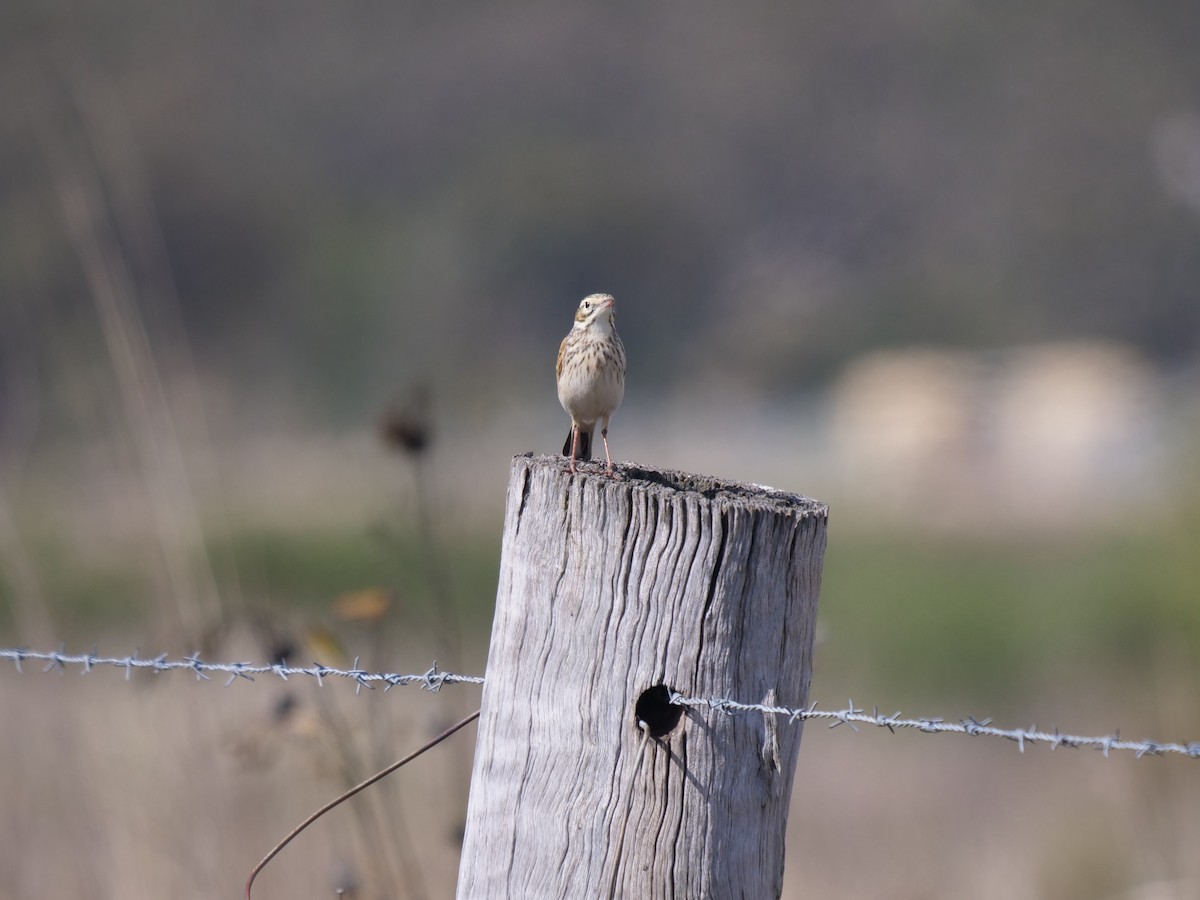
457,454,828,899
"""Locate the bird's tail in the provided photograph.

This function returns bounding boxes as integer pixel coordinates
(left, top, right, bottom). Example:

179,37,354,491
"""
562,427,593,462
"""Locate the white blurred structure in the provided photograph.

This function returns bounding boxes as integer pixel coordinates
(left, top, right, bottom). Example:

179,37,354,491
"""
830,342,1164,528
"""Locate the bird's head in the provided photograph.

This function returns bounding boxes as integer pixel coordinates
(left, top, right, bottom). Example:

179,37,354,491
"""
574,293,616,330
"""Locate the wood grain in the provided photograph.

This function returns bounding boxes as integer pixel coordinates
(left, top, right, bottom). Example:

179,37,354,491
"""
457,454,828,899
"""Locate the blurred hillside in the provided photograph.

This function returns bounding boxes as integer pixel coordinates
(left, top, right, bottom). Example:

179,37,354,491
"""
4,2,1200,429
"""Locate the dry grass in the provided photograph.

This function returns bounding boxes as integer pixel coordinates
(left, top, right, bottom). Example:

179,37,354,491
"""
3,657,1198,899
0,646,481,899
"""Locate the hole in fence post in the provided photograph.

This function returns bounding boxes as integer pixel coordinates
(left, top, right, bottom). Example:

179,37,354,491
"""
635,684,683,738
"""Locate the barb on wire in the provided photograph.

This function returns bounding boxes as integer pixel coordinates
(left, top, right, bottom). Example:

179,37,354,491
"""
668,692,1200,760
0,648,484,692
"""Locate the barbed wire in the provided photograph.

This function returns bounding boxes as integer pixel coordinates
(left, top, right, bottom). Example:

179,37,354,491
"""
0,647,483,692
3,647,1198,759
668,693,1200,760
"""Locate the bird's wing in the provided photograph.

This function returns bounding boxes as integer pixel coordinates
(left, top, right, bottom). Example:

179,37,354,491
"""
556,335,568,380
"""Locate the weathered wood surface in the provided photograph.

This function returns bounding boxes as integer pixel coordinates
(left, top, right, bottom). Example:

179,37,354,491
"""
457,454,828,899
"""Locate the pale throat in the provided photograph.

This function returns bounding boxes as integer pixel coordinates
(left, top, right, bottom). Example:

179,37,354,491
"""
576,313,614,335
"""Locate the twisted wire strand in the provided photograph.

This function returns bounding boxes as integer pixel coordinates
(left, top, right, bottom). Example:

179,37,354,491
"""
0,647,483,692
3,647,1197,759
668,693,1200,759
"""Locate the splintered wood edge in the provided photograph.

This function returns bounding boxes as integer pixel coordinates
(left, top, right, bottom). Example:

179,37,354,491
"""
514,452,829,519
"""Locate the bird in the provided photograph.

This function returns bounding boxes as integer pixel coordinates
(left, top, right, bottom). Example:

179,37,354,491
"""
555,293,626,475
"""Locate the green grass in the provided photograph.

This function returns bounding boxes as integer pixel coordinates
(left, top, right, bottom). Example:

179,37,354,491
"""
32,544,148,635
217,522,502,630
817,522,1200,707
221,526,398,609
3,511,1198,710
0,522,501,647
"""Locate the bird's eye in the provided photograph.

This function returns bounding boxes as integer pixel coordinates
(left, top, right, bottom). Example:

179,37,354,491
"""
583,301,591,310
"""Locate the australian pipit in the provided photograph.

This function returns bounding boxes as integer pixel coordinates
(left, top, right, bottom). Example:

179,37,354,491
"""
556,293,626,475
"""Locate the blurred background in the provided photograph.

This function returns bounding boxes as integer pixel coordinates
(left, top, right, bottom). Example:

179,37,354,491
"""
2,2,1200,898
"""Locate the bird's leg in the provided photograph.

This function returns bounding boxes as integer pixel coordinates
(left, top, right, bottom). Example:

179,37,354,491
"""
569,425,580,474
601,427,614,476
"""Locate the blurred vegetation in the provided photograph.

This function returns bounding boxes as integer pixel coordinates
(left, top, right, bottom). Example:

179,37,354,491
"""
820,519,1200,709
4,3,1200,423
6,507,1198,717
0,0,1197,699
